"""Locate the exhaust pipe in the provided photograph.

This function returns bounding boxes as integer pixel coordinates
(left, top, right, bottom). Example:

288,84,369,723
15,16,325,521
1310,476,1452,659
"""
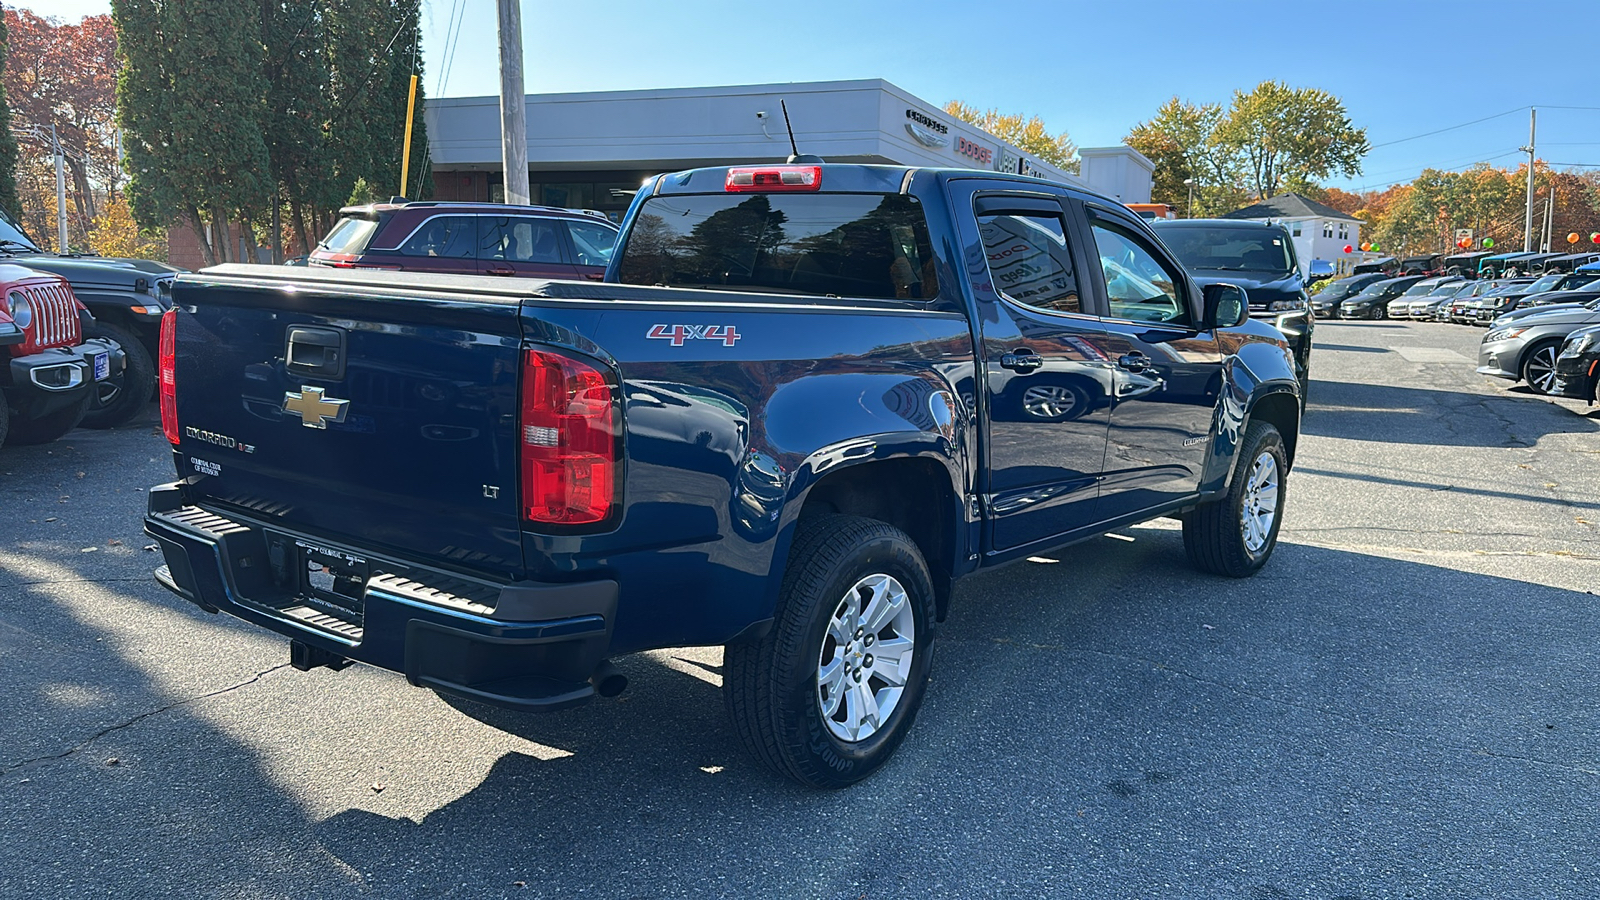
589,660,627,698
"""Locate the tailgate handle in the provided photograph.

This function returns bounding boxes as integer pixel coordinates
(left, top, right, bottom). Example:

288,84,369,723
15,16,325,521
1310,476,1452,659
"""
285,326,347,380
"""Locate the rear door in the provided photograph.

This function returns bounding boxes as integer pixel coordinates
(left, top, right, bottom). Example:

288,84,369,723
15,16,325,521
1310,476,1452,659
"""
1078,202,1222,520
950,183,1115,553
477,215,579,279
389,214,478,274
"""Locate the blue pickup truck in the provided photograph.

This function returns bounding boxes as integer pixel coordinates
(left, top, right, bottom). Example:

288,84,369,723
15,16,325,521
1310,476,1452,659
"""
145,163,1302,787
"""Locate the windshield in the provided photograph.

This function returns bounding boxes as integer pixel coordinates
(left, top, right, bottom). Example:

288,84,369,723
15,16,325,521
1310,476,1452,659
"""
616,192,936,300
1400,281,1436,296
0,207,41,251
1428,283,1462,296
1527,274,1563,293
1155,225,1294,274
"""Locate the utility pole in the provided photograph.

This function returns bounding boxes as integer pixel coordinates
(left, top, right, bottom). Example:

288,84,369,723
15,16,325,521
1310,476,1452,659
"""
496,0,530,206
1522,108,1537,253
52,124,69,252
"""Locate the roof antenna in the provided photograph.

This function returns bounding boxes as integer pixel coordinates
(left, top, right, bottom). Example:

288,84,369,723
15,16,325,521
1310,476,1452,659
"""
780,99,825,164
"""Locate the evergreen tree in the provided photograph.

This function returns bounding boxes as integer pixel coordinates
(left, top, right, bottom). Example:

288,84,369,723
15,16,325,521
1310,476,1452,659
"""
0,13,19,214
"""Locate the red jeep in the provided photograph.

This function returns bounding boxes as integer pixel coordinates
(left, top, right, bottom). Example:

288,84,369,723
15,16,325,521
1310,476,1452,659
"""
1,265,123,447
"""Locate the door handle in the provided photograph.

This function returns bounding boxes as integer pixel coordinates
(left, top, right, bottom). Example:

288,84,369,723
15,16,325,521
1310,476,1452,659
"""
1000,350,1044,372
485,265,515,276
1117,353,1151,372
583,272,605,281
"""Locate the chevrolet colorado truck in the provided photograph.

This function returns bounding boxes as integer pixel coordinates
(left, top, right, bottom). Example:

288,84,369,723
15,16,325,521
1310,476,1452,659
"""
145,164,1302,787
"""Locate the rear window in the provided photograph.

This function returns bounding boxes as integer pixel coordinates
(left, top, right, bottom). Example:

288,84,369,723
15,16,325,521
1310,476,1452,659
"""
1154,224,1294,274
616,193,936,300
319,217,378,254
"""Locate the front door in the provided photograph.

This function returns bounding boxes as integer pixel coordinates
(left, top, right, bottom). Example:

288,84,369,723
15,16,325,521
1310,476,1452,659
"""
952,185,1116,554
1081,205,1222,520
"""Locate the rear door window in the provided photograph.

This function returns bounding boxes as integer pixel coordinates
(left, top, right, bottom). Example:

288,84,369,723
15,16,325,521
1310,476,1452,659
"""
479,216,565,264
976,210,1081,314
397,215,476,259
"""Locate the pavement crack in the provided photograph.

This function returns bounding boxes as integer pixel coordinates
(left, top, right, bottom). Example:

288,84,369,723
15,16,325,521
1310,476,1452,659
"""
0,663,291,776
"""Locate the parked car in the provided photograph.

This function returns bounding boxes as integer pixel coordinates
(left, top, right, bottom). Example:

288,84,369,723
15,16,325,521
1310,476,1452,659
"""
1387,277,1464,318
1471,272,1600,321
1353,256,1398,276
1309,272,1387,318
1453,278,1535,324
0,206,179,429
146,162,1303,788
1437,279,1510,321
1,265,123,447
1399,253,1443,276
1150,218,1313,396
1443,251,1493,277
1488,291,1600,328
309,200,620,281
1550,324,1600,403
1478,301,1600,394
1340,274,1428,320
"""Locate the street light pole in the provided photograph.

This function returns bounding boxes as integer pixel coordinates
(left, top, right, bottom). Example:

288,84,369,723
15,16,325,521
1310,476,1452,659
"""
1184,178,1196,218
1521,108,1537,253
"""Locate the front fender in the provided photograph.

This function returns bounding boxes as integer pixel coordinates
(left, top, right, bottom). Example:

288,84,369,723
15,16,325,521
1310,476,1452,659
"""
1199,334,1300,495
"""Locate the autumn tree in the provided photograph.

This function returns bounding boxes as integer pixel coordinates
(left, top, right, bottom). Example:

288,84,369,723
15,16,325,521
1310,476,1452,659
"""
944,102,1078,171
1212,81,1368,201
1124,97,1242,216
4,9,120,246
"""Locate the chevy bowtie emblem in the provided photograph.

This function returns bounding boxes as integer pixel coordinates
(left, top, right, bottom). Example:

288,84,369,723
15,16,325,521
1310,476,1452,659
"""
282,385,349,429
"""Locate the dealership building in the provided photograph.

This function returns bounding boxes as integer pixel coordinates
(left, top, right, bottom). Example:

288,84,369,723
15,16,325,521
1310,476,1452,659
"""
423,79,1154,220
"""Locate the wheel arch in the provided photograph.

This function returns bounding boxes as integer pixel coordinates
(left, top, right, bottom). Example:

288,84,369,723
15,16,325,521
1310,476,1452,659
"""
783,450,967,622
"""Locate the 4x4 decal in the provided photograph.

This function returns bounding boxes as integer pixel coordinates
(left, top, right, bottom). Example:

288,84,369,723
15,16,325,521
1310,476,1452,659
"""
647,324,742,347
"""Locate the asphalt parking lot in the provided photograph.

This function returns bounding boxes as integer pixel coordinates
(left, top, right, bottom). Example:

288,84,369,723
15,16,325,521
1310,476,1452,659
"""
3,319,1599,900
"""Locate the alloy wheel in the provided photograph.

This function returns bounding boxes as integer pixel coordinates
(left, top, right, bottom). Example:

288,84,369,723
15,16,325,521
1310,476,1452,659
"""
1021,385,1081,419
1239,451,1280,555
816,573,916,743
1524,345,1559,394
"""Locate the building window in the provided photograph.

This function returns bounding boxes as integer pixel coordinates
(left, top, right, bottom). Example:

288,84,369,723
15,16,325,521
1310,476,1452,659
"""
1322,220,1333,238
1291,222,1301,237
1338,223,1349,240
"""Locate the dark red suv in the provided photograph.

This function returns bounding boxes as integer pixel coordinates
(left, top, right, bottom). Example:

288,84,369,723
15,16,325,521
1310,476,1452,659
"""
309,201,619,280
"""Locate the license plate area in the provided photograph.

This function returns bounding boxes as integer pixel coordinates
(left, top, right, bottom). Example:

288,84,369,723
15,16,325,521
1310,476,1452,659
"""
296,540,368,614
93,352,110,381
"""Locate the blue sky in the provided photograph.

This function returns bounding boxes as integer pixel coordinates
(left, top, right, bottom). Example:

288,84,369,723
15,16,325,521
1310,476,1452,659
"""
34,0,1600,192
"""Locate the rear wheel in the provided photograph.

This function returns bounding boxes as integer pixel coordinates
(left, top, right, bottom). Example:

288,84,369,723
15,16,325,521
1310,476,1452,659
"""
1183,420,1287,577
724,514,935,788
5,394,89,446
1369,304,1386,320
1521,340,1561,395
81,322,155,429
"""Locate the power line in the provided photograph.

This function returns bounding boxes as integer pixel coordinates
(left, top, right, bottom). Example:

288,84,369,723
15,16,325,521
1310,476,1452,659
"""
1369,106,1529,149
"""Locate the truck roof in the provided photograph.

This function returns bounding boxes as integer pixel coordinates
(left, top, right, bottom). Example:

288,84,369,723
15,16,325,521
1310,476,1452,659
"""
647,162,1107,203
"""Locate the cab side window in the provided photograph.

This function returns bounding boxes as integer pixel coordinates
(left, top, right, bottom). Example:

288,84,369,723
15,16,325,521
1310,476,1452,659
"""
565,220,619,267
1089,219,1190,325
977,211,1081,314
480,217,564,263
398,216,476,258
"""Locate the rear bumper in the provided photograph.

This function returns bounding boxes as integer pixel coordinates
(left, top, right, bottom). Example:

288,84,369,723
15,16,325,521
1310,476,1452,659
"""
143,482,617,712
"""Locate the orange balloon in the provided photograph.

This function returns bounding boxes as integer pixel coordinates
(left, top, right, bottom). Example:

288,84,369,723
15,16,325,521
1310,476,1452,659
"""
1570,232,1582,244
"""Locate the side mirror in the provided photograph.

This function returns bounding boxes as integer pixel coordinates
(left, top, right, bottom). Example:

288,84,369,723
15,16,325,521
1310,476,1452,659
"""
1203,283,1249,329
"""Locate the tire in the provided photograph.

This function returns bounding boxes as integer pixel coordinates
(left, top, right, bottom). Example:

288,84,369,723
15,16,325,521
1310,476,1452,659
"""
5,393,89,446
1183,420,1288,577
80,321,155,429
1369,304,1386,320
724,514,936,788
1520,340,1561,395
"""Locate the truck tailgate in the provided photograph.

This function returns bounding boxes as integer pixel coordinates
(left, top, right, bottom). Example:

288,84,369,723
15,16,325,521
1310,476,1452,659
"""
170,268,526,577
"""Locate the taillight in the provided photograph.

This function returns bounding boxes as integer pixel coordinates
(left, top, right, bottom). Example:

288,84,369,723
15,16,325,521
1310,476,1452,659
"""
519,348,617,525
159,309,178,445
725,165,822,192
